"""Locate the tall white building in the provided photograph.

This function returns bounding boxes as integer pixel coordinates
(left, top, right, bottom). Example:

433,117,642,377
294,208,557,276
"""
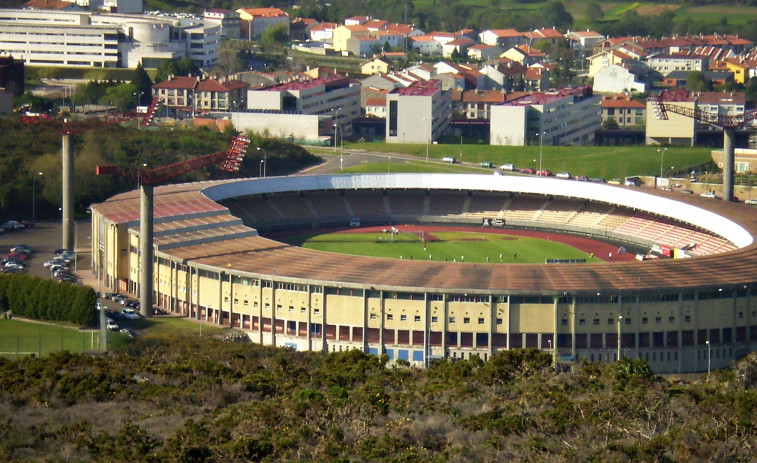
385,79,452,144
490,86,601,146
0,9,219,69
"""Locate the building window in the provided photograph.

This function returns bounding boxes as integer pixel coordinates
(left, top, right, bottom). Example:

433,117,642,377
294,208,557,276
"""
625,318,631,324
414,315,421,322
478,318,485,324
431,316,438,323
289,306,294,312
655,317,661,324
642,317,648,324
370,313,377,320
400,315,407,321
450,317,456,323
464,317,470,324
593,318,600,325
314,308,320,315
562,319,568,326
608,318,614,325
669,316,675,323
579,319,586,325
387,314,393,320
685,315,691,322
496,318,503,325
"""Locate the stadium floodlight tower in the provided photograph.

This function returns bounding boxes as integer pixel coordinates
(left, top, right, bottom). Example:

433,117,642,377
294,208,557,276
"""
21,99,161,251
95,134,249,317
648,89,757,202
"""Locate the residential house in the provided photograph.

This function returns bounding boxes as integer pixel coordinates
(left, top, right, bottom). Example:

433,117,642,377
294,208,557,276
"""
502,44,546,66
600,94,645,129
361,56,394,75
344,16,368,26
427,31,456,46
236,7,289,41
373,30,405,50
490,86,601,146
386,79,452,143
592,63,652,94
495,59,527,92
587,49,635,77
365,96,386,117
333,25,370,51
309,22,337,43
442,37,475,58
456,89,505,119
527,28,565,46
194,78,249,112
408,36,442,55
524,66,549,91
346,36,379,57
290,17,318,41
479,29,525,48
565,30,605,56
467,44,503,61
724,58,757,84
152,76,198,111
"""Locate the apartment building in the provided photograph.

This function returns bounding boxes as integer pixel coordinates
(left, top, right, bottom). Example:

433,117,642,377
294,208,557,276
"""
203,9,241,39
247,75,361,135
490,86,601,146
601,94,645,129
385,79,452,144
236,7,288,41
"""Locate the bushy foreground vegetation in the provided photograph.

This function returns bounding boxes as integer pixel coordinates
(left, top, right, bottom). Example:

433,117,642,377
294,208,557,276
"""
0,334,755,462
0,274,96,326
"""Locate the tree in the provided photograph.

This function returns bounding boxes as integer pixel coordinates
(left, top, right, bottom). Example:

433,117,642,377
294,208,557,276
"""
131,63,153,106
585,0,603,23
542,1,573,30
213,42,245,76
154,58,200,83
260,23,290,50
603,118,619,130
686,71,712,92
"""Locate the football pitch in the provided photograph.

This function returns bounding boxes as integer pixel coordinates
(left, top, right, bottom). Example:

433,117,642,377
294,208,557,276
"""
284,230,601,264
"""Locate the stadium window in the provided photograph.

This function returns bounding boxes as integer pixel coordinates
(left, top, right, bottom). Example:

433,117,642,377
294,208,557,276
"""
450,317,456,323
265,303,270,309
496,318,503,325
400,315,407,321
233,298,238,305
370,313,377,320
607,318,614,325
464,318,470,324
579,319,586,326
642,317,648,324
431,316,438,323
593,319,600,325
414,315,421,322
224,296,229,302
655,317,661,324
314,308,320,315
301,307,306,313
252,301,256,307
669,316,675,323
478,318,485,324
561,319,568,326
738,312,743,319
289,306,294,312
625,318,631,325
277,305,282,311
387,314,393,320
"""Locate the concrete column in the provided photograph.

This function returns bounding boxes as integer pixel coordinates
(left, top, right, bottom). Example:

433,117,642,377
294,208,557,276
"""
379,290,385,354
139,184,154,317
61,134,75,251
424,293,430,367
307,285,312,350
723,128,735,202
362,290,368,354
271,282,276,347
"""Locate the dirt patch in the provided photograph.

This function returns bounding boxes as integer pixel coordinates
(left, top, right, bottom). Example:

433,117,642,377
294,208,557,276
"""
635,4,680,15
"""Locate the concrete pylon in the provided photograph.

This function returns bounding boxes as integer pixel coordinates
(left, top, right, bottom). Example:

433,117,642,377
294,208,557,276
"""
139,183,154,317
723,128,735,202
61,134,75,251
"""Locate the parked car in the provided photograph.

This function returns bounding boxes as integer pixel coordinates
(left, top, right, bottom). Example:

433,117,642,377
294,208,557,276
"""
681,189,694,194
520,168,536,174
700,191,717,198
556,172,572,179
106,318,119,331
479,161,493,168
536,170,552,176
44,258,68,268
121,307,140,320
745,199,757,206
10,244,31,254
1,221,25,232
499,163,516,171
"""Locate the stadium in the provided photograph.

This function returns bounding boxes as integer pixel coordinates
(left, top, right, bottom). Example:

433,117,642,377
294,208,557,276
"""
90,173,757,373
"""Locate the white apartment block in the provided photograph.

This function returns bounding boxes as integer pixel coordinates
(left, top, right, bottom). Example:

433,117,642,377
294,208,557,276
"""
236,7,289,41
0,9,220,69
490,86,601,146
247,75,361,135
647,54,708,77
203,9,241,39
386,79,452,144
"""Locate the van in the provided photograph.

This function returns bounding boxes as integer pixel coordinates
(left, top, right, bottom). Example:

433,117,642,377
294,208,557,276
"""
442,157,456,164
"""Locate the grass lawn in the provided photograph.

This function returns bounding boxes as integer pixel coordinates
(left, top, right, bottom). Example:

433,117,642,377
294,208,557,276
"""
286,230,600,264
342,142,712,180
0,319,101,358
128,316,226,338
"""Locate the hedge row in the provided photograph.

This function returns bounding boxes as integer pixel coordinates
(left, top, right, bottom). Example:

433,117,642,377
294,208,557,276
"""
0,274,96,326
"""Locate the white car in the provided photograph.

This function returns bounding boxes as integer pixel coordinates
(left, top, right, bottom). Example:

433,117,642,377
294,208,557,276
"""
745,199,757,206
700,192,717,198
105,318,119,331
121,308,140,320
556,172,572,179
499,163,516,171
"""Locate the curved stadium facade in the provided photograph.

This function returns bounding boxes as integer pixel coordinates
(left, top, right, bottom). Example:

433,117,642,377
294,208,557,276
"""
90,174,757,373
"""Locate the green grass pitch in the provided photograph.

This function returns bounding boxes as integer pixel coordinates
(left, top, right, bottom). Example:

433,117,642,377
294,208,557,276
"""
286,231,600,264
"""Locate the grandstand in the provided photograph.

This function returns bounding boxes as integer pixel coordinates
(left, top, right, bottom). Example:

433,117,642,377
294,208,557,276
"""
90,174,757,373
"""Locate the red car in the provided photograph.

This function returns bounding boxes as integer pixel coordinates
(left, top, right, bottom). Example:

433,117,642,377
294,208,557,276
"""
536,170,552,176
520,168,536,174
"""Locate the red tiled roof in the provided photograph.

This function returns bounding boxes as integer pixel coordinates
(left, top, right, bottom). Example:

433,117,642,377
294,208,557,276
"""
601,96,645,109
393,79,441,96
23,0,76,10
237,7,288,17
489,29,523,38
461,90,505,104
366,97,386,106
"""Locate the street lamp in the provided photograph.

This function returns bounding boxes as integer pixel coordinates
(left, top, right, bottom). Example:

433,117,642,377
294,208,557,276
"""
333,106,341,154
259,159,263,177
257,147,267,177
32,171,43,225
658,147,667,178
423,117,431,163
334,123,343,170
706,340,711,375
